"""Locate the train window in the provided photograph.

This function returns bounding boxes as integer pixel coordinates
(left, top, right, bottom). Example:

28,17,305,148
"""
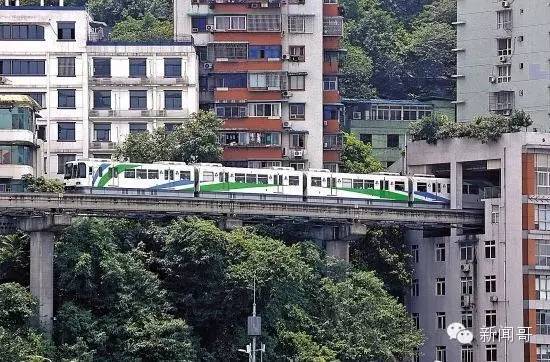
148,170,159,179
342,178,352,188
395,181,405,191
365,180,374,189
235,173,245,183
289,176,300,186
64,164,72,179
78,163,86,178
311,177,322,187
417,182,427,192
437,183,442,193
168,170,174,180
246,174,257,184
432,183,436,193
89,167,93,175
137,169,148,179
447,184,451,193
203,171,214,182
180,171,191,181
353,180,363,189
258,175,268,184
124,170,136,178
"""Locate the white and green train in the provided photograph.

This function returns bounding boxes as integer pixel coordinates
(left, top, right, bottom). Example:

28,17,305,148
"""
64,159,453,206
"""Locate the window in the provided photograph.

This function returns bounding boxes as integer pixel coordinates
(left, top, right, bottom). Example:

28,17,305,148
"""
537,204,550,230
288,15,312,33
461,310,473,328
461,277,473,295
538,241,550,267
289,103,305,120
130,90,147,110
164,123,181,133
57,122,75,142
485,309,497,327
497,64,511,83
491,205,500,223
461,345,473,362
129,123,147,134
165,91,182,110
164,58,181,78
436,346,447,362
537,155,550,195
412,313,419,329
436,278,445,296
460,245,473,261
486,344,497,362
289,46,305,61
485,275,497,293
57,22,75,40
291,133,305,148
387,134,400,148
289,75,305,90
217,73,248,88
411,245,419,263
249,45,282,59
323,76,338,91
93,90,111,109
437,312,446,329
93,58,111,77
485,240,496,259
58,89,75,109
323,17,343,36
0,59,45,76
324,134,342,149
435,243,446,262
248,72,280,90
411,279,419,297
497,37,512,56
216,105,247,118
247,14,281,32
537,310,550,335
212,43,248,60
93,123,111,142
214,16,246,31
57,154,75,174
538,344,550,362
324,105,339,120
0,24,44,40
497,10,512,30
148,170,159,180
129,58,146,78
537,275,550,300
360,134,372,144
489,91,514,113
58,57,75,77
249,103,281,117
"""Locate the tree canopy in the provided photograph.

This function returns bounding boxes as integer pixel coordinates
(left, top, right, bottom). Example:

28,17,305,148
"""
110,13,173,42
341,133,384,174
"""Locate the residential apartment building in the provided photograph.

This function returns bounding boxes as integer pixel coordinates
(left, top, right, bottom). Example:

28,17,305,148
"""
406,132,550,362
0,3,198,179
455,0,550,129
174,0,344,171
0,95,42,191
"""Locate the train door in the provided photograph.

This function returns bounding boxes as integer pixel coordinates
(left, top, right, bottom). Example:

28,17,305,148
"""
110,165,119,187
380,178,389,191
274,173,284,193
329,174,337,196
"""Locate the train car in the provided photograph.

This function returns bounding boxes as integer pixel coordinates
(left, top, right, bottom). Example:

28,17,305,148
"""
410,174,451,204
64,159,196,193
304,170,410,203
196,164,303,199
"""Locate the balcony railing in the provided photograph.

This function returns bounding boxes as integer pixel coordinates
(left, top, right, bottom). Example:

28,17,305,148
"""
90,76,189,86
89,141,115,150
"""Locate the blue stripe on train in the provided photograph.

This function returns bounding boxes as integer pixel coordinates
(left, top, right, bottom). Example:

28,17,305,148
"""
414,191,450,203
92,163,110,186
147,179,195,190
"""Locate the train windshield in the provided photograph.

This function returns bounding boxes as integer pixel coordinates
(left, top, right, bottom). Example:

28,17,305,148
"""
64,162,87,179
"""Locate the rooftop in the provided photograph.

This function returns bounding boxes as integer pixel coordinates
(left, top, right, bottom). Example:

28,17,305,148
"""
0,95,41,110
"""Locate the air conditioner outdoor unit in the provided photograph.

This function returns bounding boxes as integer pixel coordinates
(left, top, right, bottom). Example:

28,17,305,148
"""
518,35,524,42
283,121,292,128
489,295,499,303
290,55,300,62
502,0,510,8
503,109,511,116
192,27,199,33
0,76,7,85
352,111,362,119
206,24,214,32
293,150,303,158
282,54,289,60
281,90,293,98
460,294,472,308
489,76,497,83
499,55,508,63
203,63,213,70
460,263,472,273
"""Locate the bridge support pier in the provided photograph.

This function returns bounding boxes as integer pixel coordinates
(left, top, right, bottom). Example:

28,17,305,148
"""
18,215,71,337
310,223,366,262
219,218,243,230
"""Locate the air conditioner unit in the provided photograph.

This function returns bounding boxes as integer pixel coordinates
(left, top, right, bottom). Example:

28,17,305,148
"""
460,294,472,308
460,263,472,273
281,90,293,98
489,295,499,303
282,121,292,128
206,24,214,32
499,55,508,63
203,63,213,70
502,0,510,8
290,55,300,62
489,76,497,83
0,76,7,85
503,109,511,116
352,111,362,119
192,27,199,33
518,35,524,42
298,0,305,4
282,54,289,60
293,150,303,158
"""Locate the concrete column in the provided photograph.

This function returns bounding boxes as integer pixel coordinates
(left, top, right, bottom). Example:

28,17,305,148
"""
325,240,350,262
450,162,463,210
29,230,54,335
219,218,243,230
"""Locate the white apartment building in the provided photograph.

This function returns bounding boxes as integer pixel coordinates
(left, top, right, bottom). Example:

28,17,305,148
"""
456,0,550,129
0,3,199,179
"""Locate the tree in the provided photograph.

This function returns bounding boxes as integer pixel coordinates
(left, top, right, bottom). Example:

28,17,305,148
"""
339,44,377,99
110,13,173,42
0,233,29,285
115,111,223,164
85,0,171,26
22,175,64,193
341,133,383,173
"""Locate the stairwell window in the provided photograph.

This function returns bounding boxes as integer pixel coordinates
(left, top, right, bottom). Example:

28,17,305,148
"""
497,10,512,30
538,275,550,300
93,123,111,142
537,310,550,335
288,15,313,33
497,37,512,56
537,345,550,362
289,103,305,120
485,309,497,327
538,240,550,266
57,22,75,41
436,277,446,296
435,243,446,262
485,275,497,293
58,57,75,77
536,205,550,230
289,75,305,91
497,64,511,83
323,76,338,91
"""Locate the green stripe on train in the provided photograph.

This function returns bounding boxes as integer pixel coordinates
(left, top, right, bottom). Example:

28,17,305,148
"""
97,164,140,188
341,188,409,201
200,182,276,192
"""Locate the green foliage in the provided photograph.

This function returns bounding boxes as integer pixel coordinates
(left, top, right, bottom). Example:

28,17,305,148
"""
85,0,171,26
110,13,173,42
0,233,29,284
115,111,223,164
340,44,377,99
22,175,64,193
341,132,384,174
410,110,533,144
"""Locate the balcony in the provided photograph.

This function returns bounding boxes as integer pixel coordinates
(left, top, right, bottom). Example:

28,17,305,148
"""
89,109,189,118
89,141,116,150
208,0,282,7
90,76,189,87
